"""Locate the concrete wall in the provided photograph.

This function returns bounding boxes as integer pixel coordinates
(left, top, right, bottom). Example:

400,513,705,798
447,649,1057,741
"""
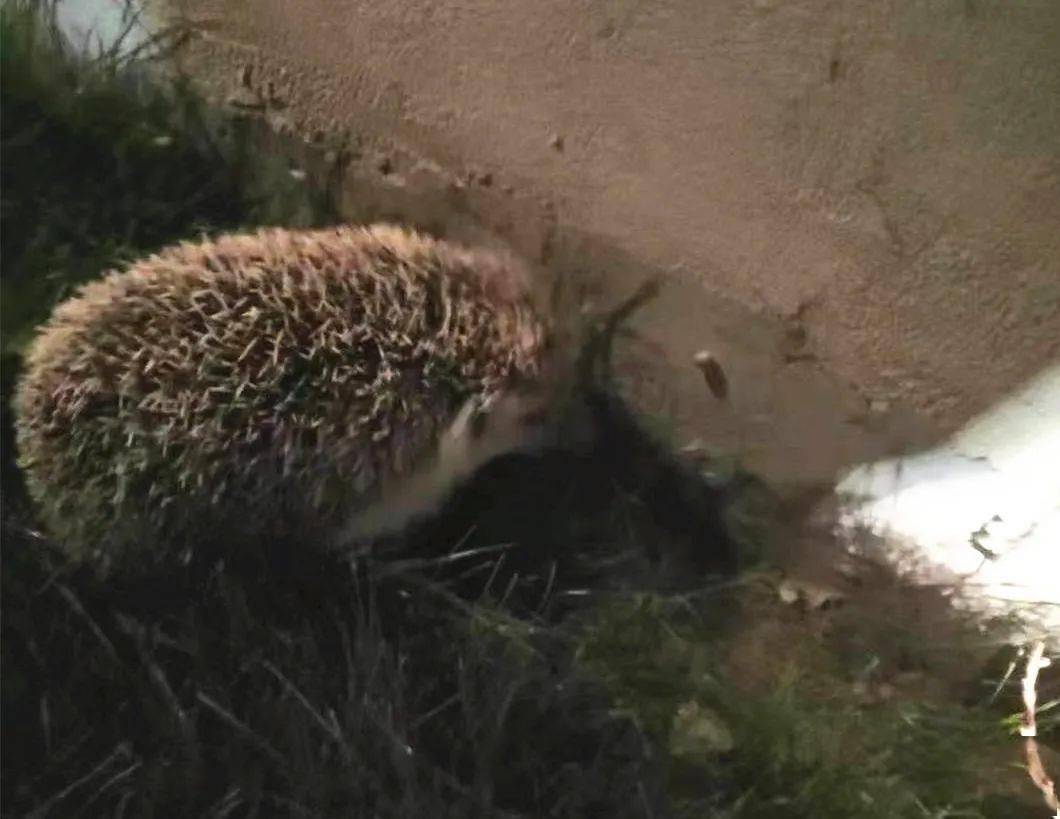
165,0,1059,489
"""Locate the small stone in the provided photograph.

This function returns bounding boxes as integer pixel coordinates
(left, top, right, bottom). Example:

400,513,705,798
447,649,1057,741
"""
868,398,891,414
679,439,711,462
412,158,445,177
266,111,294,135
670,700,735,758
802,582,846,610
693,350,729,400
549,133,565,152
288,168,307,182
778,580,800,605
777,577,846,610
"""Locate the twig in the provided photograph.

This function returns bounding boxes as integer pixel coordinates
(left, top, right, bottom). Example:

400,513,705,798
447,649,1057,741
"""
97,0,144,64
576,277,664,387
1019,641,1057,814
110,25,193,70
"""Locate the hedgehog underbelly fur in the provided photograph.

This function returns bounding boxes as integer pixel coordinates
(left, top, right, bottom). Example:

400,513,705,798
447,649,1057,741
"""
14,224,551,572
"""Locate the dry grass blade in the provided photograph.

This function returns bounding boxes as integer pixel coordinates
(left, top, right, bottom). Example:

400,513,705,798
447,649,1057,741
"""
1020,641,1058,813
575,276,664,388
370,541,515,582
55,583,119,664
195,691,285,766
260,660,346,748
26,742,132,819
116,611,195,742
82,760,144,813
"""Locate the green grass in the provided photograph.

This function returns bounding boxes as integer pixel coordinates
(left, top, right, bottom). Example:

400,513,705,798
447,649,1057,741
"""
575,589,1041,818
0,0,330,357
1,2,1050,817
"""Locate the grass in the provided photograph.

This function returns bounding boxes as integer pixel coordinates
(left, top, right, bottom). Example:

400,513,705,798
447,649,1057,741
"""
1,2,1053,816
574,587,1043,817
0,0,329,358
2,523,673,816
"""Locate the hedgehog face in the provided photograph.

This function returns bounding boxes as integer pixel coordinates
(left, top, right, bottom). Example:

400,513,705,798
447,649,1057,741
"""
334,387,550,547
449,387,551,473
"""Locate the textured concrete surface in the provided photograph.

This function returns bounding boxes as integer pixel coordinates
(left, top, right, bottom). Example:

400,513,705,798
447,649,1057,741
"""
162,0,1060,638
162,0,1059,489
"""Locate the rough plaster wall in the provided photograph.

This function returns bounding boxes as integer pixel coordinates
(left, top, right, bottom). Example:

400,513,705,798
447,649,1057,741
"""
160,0,1059,487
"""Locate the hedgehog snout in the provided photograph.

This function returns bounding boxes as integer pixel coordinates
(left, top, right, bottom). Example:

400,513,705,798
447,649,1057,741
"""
333,391,549,550
445,390,548,467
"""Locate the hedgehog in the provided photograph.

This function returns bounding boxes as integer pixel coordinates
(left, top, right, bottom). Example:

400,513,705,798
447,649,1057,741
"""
13,224,562,574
